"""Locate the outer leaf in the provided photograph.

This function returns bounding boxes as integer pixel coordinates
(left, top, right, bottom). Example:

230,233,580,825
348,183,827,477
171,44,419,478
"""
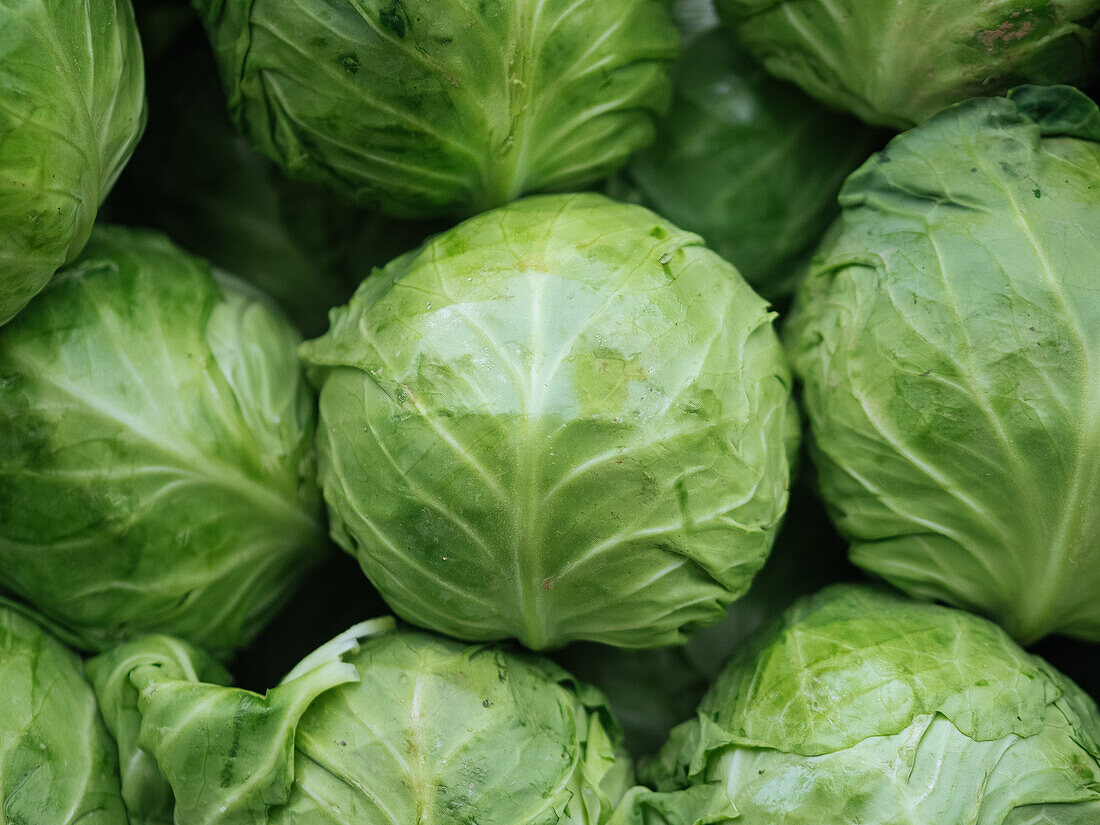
718,0,1100,128
301,193,797,650
786,86,1100,644
0,0,145,325
90,621,634,825
644,586,1100,825
0,226,325,656
610,30,878,300
89,622,384,825
192,0,678,217
87,635,232,825
0,598,127,825
611,784,738,825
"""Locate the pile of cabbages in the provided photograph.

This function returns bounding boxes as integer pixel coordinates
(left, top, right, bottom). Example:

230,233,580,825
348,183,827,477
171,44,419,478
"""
2,0,1100,822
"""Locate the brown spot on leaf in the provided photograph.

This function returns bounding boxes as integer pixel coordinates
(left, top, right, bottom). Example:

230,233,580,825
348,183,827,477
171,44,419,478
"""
977,18,1035,51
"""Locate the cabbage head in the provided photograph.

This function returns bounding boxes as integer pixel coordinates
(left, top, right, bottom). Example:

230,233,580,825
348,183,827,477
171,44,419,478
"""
717,0,1100,128
0,226,324,656
301,193,798,650
192,0,678,218
634,586,1100,825
611,29,878,300
88,618,634,825
0,0,145,325
0,599,127,825
787,86,1100,645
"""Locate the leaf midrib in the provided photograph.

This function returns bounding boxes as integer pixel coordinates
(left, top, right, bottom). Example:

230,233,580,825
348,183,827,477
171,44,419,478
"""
978,149,1100,638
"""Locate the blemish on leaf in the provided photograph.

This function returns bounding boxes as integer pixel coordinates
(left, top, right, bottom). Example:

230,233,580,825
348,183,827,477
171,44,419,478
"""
340,54,360,74
380,1,407,37
674,478,690,527
976,16,1035,51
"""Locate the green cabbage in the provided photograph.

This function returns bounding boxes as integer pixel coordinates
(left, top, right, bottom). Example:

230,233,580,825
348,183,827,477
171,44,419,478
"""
636,586,1100,824
787,85,1100,644
718,0,1100,128
301,193,798,650
192,0,678,217
0,226,324,655
89,619,634,825
0,0,146,325
0,599,127,825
